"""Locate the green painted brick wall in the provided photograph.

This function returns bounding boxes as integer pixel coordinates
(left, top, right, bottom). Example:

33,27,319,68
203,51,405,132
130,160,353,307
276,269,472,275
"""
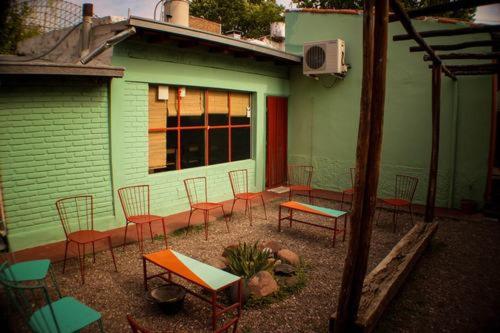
110,41,289,220
285,12,493,208
0,77,115,251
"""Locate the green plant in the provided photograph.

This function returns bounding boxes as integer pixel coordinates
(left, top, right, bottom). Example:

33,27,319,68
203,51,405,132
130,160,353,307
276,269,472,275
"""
225,242,273,280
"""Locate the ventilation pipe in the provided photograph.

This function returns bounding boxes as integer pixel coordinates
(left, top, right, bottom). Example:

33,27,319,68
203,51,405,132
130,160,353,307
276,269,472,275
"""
80,3,93,57
164,0,189,27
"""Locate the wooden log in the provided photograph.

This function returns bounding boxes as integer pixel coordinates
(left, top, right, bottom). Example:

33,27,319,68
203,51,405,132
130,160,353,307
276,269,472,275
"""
390,0,456,80
393,24,500,41
410,40,500,52
441,63,500,71
451,70,499,76
333,0,388,331
423,52,500,61
425,63,441,223
331,222,439,332
389,0,500,22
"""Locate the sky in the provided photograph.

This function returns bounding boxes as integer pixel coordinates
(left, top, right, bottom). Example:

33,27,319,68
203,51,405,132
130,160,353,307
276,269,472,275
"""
72,1,500,24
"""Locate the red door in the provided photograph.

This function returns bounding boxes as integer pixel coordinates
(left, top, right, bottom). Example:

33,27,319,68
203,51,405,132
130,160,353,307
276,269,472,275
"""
266,96,288,188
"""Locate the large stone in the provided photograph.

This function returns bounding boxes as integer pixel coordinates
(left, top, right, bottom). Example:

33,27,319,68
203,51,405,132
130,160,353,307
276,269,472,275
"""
261,240,284,254
247,271,278,297
277,249,300,266
222,243,239,258
274,263,296,276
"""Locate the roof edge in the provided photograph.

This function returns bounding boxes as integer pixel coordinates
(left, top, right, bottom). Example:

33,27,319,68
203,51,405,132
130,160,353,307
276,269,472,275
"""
0,62,125,78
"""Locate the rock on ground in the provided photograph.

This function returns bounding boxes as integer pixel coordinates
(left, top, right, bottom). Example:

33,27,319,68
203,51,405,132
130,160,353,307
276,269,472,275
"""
277,249,300,266
248,271,278,297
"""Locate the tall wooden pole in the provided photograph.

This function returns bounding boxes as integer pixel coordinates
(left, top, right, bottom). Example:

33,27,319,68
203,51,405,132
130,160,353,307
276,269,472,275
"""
425,63,442,222
333,0,389,331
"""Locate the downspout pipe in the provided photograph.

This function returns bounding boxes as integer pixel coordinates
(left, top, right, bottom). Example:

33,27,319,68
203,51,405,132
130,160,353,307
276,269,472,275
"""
79,27,136,65
80,3,93,58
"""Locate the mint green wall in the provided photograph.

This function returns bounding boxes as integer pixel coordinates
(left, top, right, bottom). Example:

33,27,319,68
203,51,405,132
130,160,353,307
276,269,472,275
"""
110,41,290,220
285,12,492,208
0,77,115,251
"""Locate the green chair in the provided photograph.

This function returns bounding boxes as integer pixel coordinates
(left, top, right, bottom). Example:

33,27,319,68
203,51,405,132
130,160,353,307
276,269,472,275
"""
0,262,104,333
0,258,61,298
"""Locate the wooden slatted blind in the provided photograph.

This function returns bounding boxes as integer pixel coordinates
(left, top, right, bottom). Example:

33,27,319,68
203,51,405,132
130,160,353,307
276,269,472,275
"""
181,88,203,116
208,90,228,114
231,92,250,116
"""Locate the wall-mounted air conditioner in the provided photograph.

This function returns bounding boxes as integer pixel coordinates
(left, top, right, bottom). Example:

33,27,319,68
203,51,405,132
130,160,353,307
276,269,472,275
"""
303,39,347,76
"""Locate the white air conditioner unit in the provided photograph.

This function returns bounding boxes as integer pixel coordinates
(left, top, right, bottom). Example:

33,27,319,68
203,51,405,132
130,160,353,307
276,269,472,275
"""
303,39,347,76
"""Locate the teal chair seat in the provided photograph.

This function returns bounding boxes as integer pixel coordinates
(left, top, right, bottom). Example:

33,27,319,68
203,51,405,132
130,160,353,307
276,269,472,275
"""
29,296,102,333
1,259,51,282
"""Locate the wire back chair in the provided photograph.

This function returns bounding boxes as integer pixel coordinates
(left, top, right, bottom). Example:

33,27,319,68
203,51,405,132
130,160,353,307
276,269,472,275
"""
287,165,313,203
183,177,229,240
118,185,167,253
228,169,267,225
0,262,104,333
377,174,419,232
341,167,356,210
56,195,117,284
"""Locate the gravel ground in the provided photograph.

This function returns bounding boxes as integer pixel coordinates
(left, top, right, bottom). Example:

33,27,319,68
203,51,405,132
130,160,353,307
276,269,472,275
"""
4,196,499,332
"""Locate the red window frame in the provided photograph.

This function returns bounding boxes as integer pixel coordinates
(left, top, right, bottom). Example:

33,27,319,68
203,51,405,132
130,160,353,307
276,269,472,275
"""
148,87,252,172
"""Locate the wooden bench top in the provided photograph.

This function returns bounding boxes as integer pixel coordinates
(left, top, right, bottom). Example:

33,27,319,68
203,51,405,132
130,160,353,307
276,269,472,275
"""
280,201,348,219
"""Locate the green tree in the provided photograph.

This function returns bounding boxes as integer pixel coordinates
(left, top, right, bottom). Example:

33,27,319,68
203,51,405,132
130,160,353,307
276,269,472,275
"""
0,0,40,54
293,0,476,21
190,0,284,38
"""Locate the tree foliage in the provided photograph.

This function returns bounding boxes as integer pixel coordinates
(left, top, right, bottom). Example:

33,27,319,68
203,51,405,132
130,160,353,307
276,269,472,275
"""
293,0,476,21
0,0,39,54
190,0,284,38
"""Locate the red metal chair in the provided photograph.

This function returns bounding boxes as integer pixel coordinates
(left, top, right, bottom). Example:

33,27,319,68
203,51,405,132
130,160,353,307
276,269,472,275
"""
228,169,267,225
118,185,167,253
340,168,356,210
377,175,419,232
56,195,117,284
184,177,229,240
126,315,152,333
288,165,313,203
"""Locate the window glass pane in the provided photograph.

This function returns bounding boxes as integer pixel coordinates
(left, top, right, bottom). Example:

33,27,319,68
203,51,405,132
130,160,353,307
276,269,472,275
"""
209,129,228,165
166,131,177,171
167,87,178,128
181,129,205,169
180,88,204,127
149,86,166,129
208,90,228,126
231,92,251,125
231,127,250,161
149,132,166,170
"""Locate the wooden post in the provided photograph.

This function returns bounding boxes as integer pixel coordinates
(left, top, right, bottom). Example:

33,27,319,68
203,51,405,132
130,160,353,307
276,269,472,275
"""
333,0,389,331
425,63,442,222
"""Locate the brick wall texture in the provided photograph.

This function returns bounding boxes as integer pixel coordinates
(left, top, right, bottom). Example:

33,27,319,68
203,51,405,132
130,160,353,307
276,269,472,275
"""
0,77,114,236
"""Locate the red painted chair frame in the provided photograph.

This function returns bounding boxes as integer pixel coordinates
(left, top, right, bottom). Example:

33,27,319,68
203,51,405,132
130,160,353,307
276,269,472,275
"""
118,185,167,253
377,175,419,232
287,165,314,203
126,315,152,333
55,195,117,284
228,169,267,225
340,168,356,210
184,177,229,240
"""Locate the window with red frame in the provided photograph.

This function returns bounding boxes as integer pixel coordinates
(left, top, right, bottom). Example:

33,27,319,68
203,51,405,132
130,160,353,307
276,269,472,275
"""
148,85,252,173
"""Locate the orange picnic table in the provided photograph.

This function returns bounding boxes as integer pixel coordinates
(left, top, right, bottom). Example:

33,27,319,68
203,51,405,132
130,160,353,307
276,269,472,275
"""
143,249,242,333
278,201,349,246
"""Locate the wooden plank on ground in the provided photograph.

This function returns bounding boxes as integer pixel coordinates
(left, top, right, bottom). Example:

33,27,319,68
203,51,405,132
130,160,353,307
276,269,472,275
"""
330,221,438,333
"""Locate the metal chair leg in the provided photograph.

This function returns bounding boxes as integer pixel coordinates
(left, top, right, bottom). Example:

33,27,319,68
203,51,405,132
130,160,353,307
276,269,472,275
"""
123,222,129,250
149,222,154,243
392,207,398,233
92,242,96,263
204,210,209,241
248,199,253,226
97,319,104,333
108,236,118,272
221,206,230,232
340,191,346,210
186,209,193,236
62,240,69,274
409,204,415,224
261,194,268,220
49,265,62,298
230,199,237,222
77,243,85,284
161,218,168,249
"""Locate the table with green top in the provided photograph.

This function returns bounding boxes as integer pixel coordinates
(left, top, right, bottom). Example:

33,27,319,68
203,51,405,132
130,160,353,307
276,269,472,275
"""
143,249,242,333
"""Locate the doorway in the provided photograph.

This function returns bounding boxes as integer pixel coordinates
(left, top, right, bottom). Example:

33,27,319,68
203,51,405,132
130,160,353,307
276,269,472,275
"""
266,96,288,188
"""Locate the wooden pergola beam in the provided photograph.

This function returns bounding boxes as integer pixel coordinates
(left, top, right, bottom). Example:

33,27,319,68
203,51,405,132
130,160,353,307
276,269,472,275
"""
411,40,499,52
390,0,456,80
430,63,500,71
423,52,500,61
390,0,500,22
394,24,500,41
451,70,498,75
